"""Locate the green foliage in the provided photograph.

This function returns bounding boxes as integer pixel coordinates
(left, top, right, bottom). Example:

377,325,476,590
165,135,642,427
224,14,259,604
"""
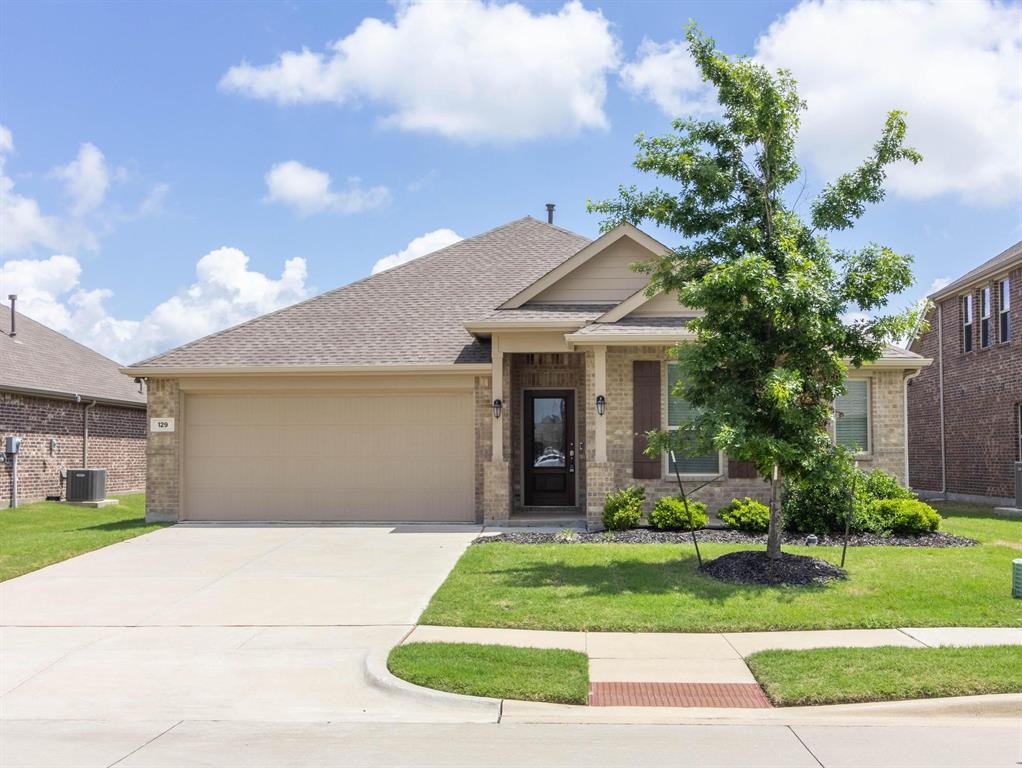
719,497,771,532
649,497,708,531
589,24,924,549
602,485,645,530
864,499,941,535
783,457,923,535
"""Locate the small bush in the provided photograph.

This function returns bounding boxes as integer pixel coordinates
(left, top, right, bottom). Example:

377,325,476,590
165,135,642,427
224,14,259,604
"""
602,485,645,531
860,469,916,502
784,464,919,535
865,499,940,535
649,497,708,531
719,497,771,532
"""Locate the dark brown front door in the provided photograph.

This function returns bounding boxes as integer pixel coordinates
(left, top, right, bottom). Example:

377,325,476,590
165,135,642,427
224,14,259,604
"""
523,390,575,507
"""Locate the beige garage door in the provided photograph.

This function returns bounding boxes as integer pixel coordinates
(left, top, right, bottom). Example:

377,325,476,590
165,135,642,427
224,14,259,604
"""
182,392,475,522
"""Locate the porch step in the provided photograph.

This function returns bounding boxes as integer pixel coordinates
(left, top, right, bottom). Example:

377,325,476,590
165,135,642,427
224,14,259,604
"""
490,517,588,530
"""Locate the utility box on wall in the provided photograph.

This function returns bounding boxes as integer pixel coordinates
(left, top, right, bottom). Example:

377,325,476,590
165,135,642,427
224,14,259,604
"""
66,469,107,502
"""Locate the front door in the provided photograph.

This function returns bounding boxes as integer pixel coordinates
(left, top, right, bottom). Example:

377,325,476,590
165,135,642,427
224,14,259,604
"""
523,390,575,507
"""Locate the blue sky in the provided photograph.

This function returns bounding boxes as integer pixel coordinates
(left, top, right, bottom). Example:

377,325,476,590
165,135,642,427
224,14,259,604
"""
1,0,1019,362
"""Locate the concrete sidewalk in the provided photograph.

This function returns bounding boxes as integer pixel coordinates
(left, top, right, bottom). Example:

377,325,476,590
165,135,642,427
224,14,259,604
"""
404,625,1022,707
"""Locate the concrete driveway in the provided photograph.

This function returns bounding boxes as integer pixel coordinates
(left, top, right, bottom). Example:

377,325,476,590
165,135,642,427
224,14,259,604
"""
1,523,483,764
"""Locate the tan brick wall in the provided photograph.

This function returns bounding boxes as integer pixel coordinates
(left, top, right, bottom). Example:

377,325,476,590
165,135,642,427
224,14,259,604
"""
145,378,179,522
851,369,909,484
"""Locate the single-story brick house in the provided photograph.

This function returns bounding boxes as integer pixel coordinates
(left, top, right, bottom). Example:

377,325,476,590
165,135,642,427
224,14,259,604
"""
908,240,1021,506
1,303,147,507
124,216,930,527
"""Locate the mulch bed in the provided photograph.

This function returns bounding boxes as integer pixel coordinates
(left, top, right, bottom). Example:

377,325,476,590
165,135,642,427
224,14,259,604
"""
700,550,847,586
475,528,976,548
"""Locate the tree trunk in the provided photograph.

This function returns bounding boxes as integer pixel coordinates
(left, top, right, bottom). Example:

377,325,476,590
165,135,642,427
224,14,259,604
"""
766,464,783,560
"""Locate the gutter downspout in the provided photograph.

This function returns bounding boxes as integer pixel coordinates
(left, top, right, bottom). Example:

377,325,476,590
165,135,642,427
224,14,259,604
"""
937,304,947,495
82,400,97,467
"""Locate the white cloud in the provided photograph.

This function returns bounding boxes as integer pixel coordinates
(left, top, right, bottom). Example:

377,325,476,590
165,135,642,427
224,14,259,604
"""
623,0,1022,205
52,143,110,215
264,160,390,216
221,0,620,143
927,276,951,295
371,228,463,274
0,248,309,364
620,39,718,117
0,127,64,255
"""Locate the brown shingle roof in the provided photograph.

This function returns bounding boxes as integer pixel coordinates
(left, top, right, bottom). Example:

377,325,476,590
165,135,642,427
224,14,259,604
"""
129,217,591,370
1,307,146,406
931,240,1022,299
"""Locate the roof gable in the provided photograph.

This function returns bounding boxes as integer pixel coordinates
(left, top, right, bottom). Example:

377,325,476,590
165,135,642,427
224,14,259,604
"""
500,223,668,308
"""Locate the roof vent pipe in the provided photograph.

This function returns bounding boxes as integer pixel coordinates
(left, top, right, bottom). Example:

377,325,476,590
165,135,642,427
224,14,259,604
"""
7,294,15,337
546,203,555,224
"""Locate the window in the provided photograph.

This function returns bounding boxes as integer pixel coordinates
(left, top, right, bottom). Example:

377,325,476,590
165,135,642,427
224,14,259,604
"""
980,287,992,348
666,363,720,475
962,294,973,352
834,379,870,454
999,279,1012,342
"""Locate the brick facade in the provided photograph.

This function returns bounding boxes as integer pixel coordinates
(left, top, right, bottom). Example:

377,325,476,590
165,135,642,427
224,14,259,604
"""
908,264,1022,503
144,378,180,522
0,392,145,507
473,343,916,527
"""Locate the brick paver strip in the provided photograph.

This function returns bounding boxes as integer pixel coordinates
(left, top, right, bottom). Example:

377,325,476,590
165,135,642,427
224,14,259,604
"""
589,682,772,708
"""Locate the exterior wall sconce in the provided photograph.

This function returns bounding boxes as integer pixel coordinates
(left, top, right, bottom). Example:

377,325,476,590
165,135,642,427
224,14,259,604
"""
596,395,606,416
492,398,503,419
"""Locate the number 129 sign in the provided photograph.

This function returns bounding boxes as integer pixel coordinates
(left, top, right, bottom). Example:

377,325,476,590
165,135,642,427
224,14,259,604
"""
150,418,175,433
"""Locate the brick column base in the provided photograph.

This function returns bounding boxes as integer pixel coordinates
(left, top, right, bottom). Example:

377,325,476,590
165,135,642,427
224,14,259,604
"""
482,460,511,523
586,461,616,530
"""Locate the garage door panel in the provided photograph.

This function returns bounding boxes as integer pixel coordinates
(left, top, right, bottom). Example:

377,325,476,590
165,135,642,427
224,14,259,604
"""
183,392,474,522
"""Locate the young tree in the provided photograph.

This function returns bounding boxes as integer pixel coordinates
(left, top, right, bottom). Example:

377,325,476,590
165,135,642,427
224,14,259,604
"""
590,25,925,560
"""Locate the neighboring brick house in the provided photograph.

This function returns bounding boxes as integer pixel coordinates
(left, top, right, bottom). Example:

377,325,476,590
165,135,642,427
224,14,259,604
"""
908,241,1022,505
124,215,929,527
1,303,147,507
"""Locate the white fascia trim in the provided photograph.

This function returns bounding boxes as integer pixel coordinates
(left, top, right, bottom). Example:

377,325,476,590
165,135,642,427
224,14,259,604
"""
596,286,662,323
565,332,695,346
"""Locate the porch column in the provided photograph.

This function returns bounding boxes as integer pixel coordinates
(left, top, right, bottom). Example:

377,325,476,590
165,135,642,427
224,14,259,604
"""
491,336,503,461
594,345,607,462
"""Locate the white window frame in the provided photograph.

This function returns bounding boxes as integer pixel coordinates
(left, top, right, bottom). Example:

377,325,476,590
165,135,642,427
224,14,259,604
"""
832,377,872,457
663,362,722,478
1017,402,1022,463
962,294,974,353
980,286,992,348
999,278,1011,343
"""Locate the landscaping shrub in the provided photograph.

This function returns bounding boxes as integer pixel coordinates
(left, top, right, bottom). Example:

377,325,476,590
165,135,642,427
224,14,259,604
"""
719,497,771,532
864,499,940,535
649,497,708,531
784,464,920,535
602,485,645,531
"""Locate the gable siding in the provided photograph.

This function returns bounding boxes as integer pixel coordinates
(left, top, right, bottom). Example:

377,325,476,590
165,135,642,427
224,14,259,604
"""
532,238,653,304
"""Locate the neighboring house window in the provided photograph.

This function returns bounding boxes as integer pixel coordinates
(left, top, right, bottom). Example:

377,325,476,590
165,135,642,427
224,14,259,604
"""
834,379,870,454
980,286,992,348
666,363,720,475
999,279,1012,342
962,294,973,352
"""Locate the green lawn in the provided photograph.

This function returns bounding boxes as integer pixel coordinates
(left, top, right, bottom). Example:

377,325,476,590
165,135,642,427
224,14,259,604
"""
419,506,1022,632
387,642,589,704
747,645,1022,706
0,494,166,581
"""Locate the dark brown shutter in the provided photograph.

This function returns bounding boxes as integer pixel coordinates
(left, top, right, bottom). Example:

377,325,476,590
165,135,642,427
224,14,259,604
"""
632,361,661,479
728,459,759,479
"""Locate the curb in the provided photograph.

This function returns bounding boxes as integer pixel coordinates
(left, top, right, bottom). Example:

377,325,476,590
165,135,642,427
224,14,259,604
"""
363,648,502,722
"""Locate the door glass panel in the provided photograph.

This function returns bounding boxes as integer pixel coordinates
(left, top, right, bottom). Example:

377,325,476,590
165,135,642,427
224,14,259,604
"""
532,397,565,467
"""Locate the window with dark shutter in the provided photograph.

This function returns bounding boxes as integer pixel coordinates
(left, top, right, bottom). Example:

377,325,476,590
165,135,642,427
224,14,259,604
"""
632,360,661,479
